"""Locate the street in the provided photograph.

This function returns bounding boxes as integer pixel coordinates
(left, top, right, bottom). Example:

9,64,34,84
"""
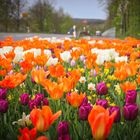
0,33,73,40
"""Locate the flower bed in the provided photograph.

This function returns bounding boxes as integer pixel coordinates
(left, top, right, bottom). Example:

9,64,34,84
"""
0,36,140,140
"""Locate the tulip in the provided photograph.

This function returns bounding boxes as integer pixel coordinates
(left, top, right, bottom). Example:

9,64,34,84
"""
30,106,61,132
88,83,96,91
57,121,69,136
31,77,35,83
20,93,29,105
0,99,8,113
42,98,49,106
34,93,44,105
125,90,137,104
109,106,121,122
18,127,37,140
96,99,108,109
70,59,76,66
79,104,92,120
81,97,88,106
66,92,85,107
88,105,116,140
80,55,85,62
96,82,108,95
28,100,38,110
0,88,7,99
58,134,71,140
123,104,138,121
60,51,71,62
36,136,48,140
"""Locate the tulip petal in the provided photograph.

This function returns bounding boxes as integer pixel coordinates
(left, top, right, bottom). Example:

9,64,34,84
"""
91,113,106,140
88,105,106,126
50,110,62,125
30,109,41,126
104,111,116,138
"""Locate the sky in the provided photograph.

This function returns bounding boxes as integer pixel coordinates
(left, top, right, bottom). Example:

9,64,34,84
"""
54,0,107,19
29,0,107,19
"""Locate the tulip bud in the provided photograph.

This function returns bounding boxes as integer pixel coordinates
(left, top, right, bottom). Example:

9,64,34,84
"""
58,134,71,140
43,98,49,106
80,55,85,62
125,90,137,104
96,82,108,95
123,104,138,121
79,103,92,121
34,93,44,106
96,99,108,109
0,88,7,99
70,60,76,67
109,106,121,122
81,97,88,106
0,99,8,113
20,93,29,105
28,100,37,110
57,121,69,136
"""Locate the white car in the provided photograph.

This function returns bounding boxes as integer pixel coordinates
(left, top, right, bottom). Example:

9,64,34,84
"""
96,31,102,36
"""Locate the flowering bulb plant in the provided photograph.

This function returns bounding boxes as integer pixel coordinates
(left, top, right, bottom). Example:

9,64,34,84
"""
0,36,140,140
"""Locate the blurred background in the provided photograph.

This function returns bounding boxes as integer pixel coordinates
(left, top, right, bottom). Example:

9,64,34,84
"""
0,0,140,38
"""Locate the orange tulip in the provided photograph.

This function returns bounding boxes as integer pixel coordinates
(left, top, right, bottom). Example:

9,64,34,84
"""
24,52,35,62
69,69,81,86
31,68,50,85
30,106,61,132
36,136,48,140
44,79,64,100
120,81,136,93
85,53,97,69
18,127,37,140
4,50,15,61
48,64,65,78
19,60,33,73
58,77,74,92
88,105,116,140
0,73,27,88
137,76,140,85
34,54,48,66
66,92,85,107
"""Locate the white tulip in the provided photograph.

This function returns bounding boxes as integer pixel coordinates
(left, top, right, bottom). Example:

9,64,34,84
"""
79,76,86,84
60,51,71,62
46,57,58,66
88,83,96,91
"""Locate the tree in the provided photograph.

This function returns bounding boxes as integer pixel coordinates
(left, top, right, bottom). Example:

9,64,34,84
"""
11,0,27,31
99,0,140,38
29,0,54,32
0,0,13,31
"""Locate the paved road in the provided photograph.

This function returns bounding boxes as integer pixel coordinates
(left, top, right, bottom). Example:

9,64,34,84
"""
0,33,73,41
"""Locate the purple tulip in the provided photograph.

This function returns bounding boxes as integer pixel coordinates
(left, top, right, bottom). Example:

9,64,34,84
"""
81,97,88,106
96,82,108,95
125,90,137,104
43,98,49,106
80,55,85,62
123,104,138,121
96,99,108,109
70,60,76,66
90,69,97,77
0,99,8,113
20,93,29,105
57,121,69,136
58,134,71,140
28,100,37,110
79,103,92,121
0,88,7,99
34,93,44,105
31,77,35,83
109,106,121,122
